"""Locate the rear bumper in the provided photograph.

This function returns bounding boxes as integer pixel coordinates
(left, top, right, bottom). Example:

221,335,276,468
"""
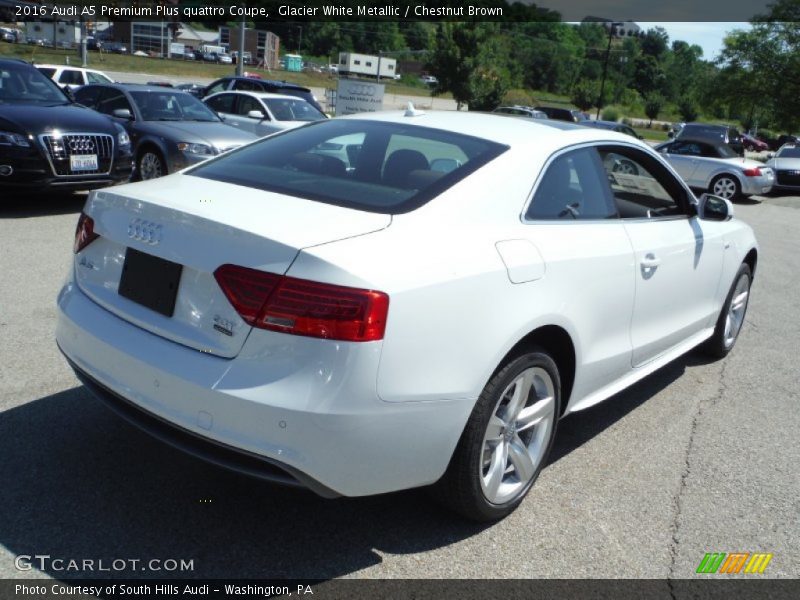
740,175,774,195
64,352,339,497
55,274,472,497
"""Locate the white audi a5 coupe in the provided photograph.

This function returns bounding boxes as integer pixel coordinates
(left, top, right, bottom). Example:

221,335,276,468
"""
56,111,758,520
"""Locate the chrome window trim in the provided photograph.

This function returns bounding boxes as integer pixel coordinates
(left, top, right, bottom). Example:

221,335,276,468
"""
521,140,697,225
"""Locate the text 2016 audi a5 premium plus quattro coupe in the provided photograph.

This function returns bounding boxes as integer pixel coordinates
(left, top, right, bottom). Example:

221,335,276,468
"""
56,110,757,520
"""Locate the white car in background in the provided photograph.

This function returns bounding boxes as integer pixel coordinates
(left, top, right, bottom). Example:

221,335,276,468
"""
203,91,327,137
56,112,757,521
763,144,800,191
655,139,774,200
35,64,114,90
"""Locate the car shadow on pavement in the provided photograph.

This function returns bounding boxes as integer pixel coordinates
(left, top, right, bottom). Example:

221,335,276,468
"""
0,192,86,218
0,385,489,580
0,351,710,580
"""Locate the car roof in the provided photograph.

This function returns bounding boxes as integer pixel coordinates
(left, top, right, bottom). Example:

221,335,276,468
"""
213,76,310,91
339,110,644,149
207,91,305,102
34,64,104,73
111,83,194,94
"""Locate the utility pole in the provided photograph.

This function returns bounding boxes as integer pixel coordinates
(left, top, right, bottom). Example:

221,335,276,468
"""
236,12,245,77
596,22,621,120
80,16,87,67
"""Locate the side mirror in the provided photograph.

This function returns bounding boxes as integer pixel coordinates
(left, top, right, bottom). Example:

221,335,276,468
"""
667,131,674,139
430,158,462,173
697,193,734,221
112,108,133,120
765,152,775,160
247,110,266,120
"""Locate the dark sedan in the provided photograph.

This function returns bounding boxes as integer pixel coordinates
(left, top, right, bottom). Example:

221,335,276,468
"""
74,84,257,180
192,76,324,113
0,59,133,193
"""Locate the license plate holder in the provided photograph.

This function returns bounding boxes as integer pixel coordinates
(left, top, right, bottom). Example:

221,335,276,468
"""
118,248,182,317
70,154,98,171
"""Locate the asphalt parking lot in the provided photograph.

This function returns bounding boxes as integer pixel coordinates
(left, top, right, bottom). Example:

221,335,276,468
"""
0,190,798,581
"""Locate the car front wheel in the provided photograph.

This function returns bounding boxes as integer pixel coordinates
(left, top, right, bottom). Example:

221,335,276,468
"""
138,150,166,181
702,263,752,358
434,350,560,521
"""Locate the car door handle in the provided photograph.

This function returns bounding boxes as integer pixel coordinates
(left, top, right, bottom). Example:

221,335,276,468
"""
641,254,661,268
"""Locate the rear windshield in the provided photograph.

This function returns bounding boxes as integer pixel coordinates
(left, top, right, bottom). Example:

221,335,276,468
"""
187,119,507,214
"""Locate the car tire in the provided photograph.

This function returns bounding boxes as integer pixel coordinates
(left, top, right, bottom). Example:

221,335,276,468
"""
433,350,560,521
709,174,741,201
613,159,639,176
137,149,166,181
702,263,752,359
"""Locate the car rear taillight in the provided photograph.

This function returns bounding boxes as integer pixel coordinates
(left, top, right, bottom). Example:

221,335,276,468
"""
214,264,282,325
74,212,99,253
743,167,762,177
214,264,389,342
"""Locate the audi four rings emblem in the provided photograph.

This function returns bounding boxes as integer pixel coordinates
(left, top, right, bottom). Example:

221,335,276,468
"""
127,218,163,245
346,84,377,96
68,137,96,153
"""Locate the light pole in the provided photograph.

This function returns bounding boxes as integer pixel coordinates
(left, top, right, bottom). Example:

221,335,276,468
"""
596,22,622,120
236,12,245,77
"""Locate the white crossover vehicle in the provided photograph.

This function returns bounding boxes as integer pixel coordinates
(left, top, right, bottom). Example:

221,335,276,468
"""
655,139,774,200
56,111,758,521
35,64,114,91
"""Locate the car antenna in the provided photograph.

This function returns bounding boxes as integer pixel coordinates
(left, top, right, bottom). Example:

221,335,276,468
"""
404,102,425,117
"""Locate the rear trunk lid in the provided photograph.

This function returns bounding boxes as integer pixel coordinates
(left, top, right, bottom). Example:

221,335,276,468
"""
74,174,391,358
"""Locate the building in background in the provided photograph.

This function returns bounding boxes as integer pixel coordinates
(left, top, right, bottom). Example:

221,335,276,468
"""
219,26,280,69
24,20,80,47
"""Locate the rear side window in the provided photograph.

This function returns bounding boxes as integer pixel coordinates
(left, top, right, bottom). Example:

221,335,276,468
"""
188,119,507,214
233,79,264,92
527,147,617,220
37,67,56,78
205,93,236,114
58,70,84,86
73,85,102,108
87,71,111,84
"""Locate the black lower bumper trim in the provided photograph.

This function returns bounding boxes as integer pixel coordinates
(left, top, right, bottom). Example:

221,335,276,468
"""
61,350,340,498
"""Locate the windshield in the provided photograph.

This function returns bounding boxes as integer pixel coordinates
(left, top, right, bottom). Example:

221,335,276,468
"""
130,90,219,121
777,146,800,158
0,62,69,105
188,119,507,214
716,144,740,158
263,97,325,122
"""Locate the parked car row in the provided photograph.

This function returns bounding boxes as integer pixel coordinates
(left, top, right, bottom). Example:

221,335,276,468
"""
0,59,328,194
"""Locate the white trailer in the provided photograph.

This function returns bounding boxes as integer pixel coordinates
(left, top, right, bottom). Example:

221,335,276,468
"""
338,52,397,79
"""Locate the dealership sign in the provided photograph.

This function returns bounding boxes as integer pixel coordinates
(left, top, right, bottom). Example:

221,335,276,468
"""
335,79,384,116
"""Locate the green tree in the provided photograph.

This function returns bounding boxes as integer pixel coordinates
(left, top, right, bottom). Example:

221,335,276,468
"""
571,80,598,112
644,94,664,126
717,3,800,132
678,96,699,122
427,23,514,111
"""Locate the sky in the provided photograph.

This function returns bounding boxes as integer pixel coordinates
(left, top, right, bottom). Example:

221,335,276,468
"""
636,22,751,60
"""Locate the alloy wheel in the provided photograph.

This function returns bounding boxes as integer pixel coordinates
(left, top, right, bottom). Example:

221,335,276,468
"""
480,367,556,505
724,273,750,348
